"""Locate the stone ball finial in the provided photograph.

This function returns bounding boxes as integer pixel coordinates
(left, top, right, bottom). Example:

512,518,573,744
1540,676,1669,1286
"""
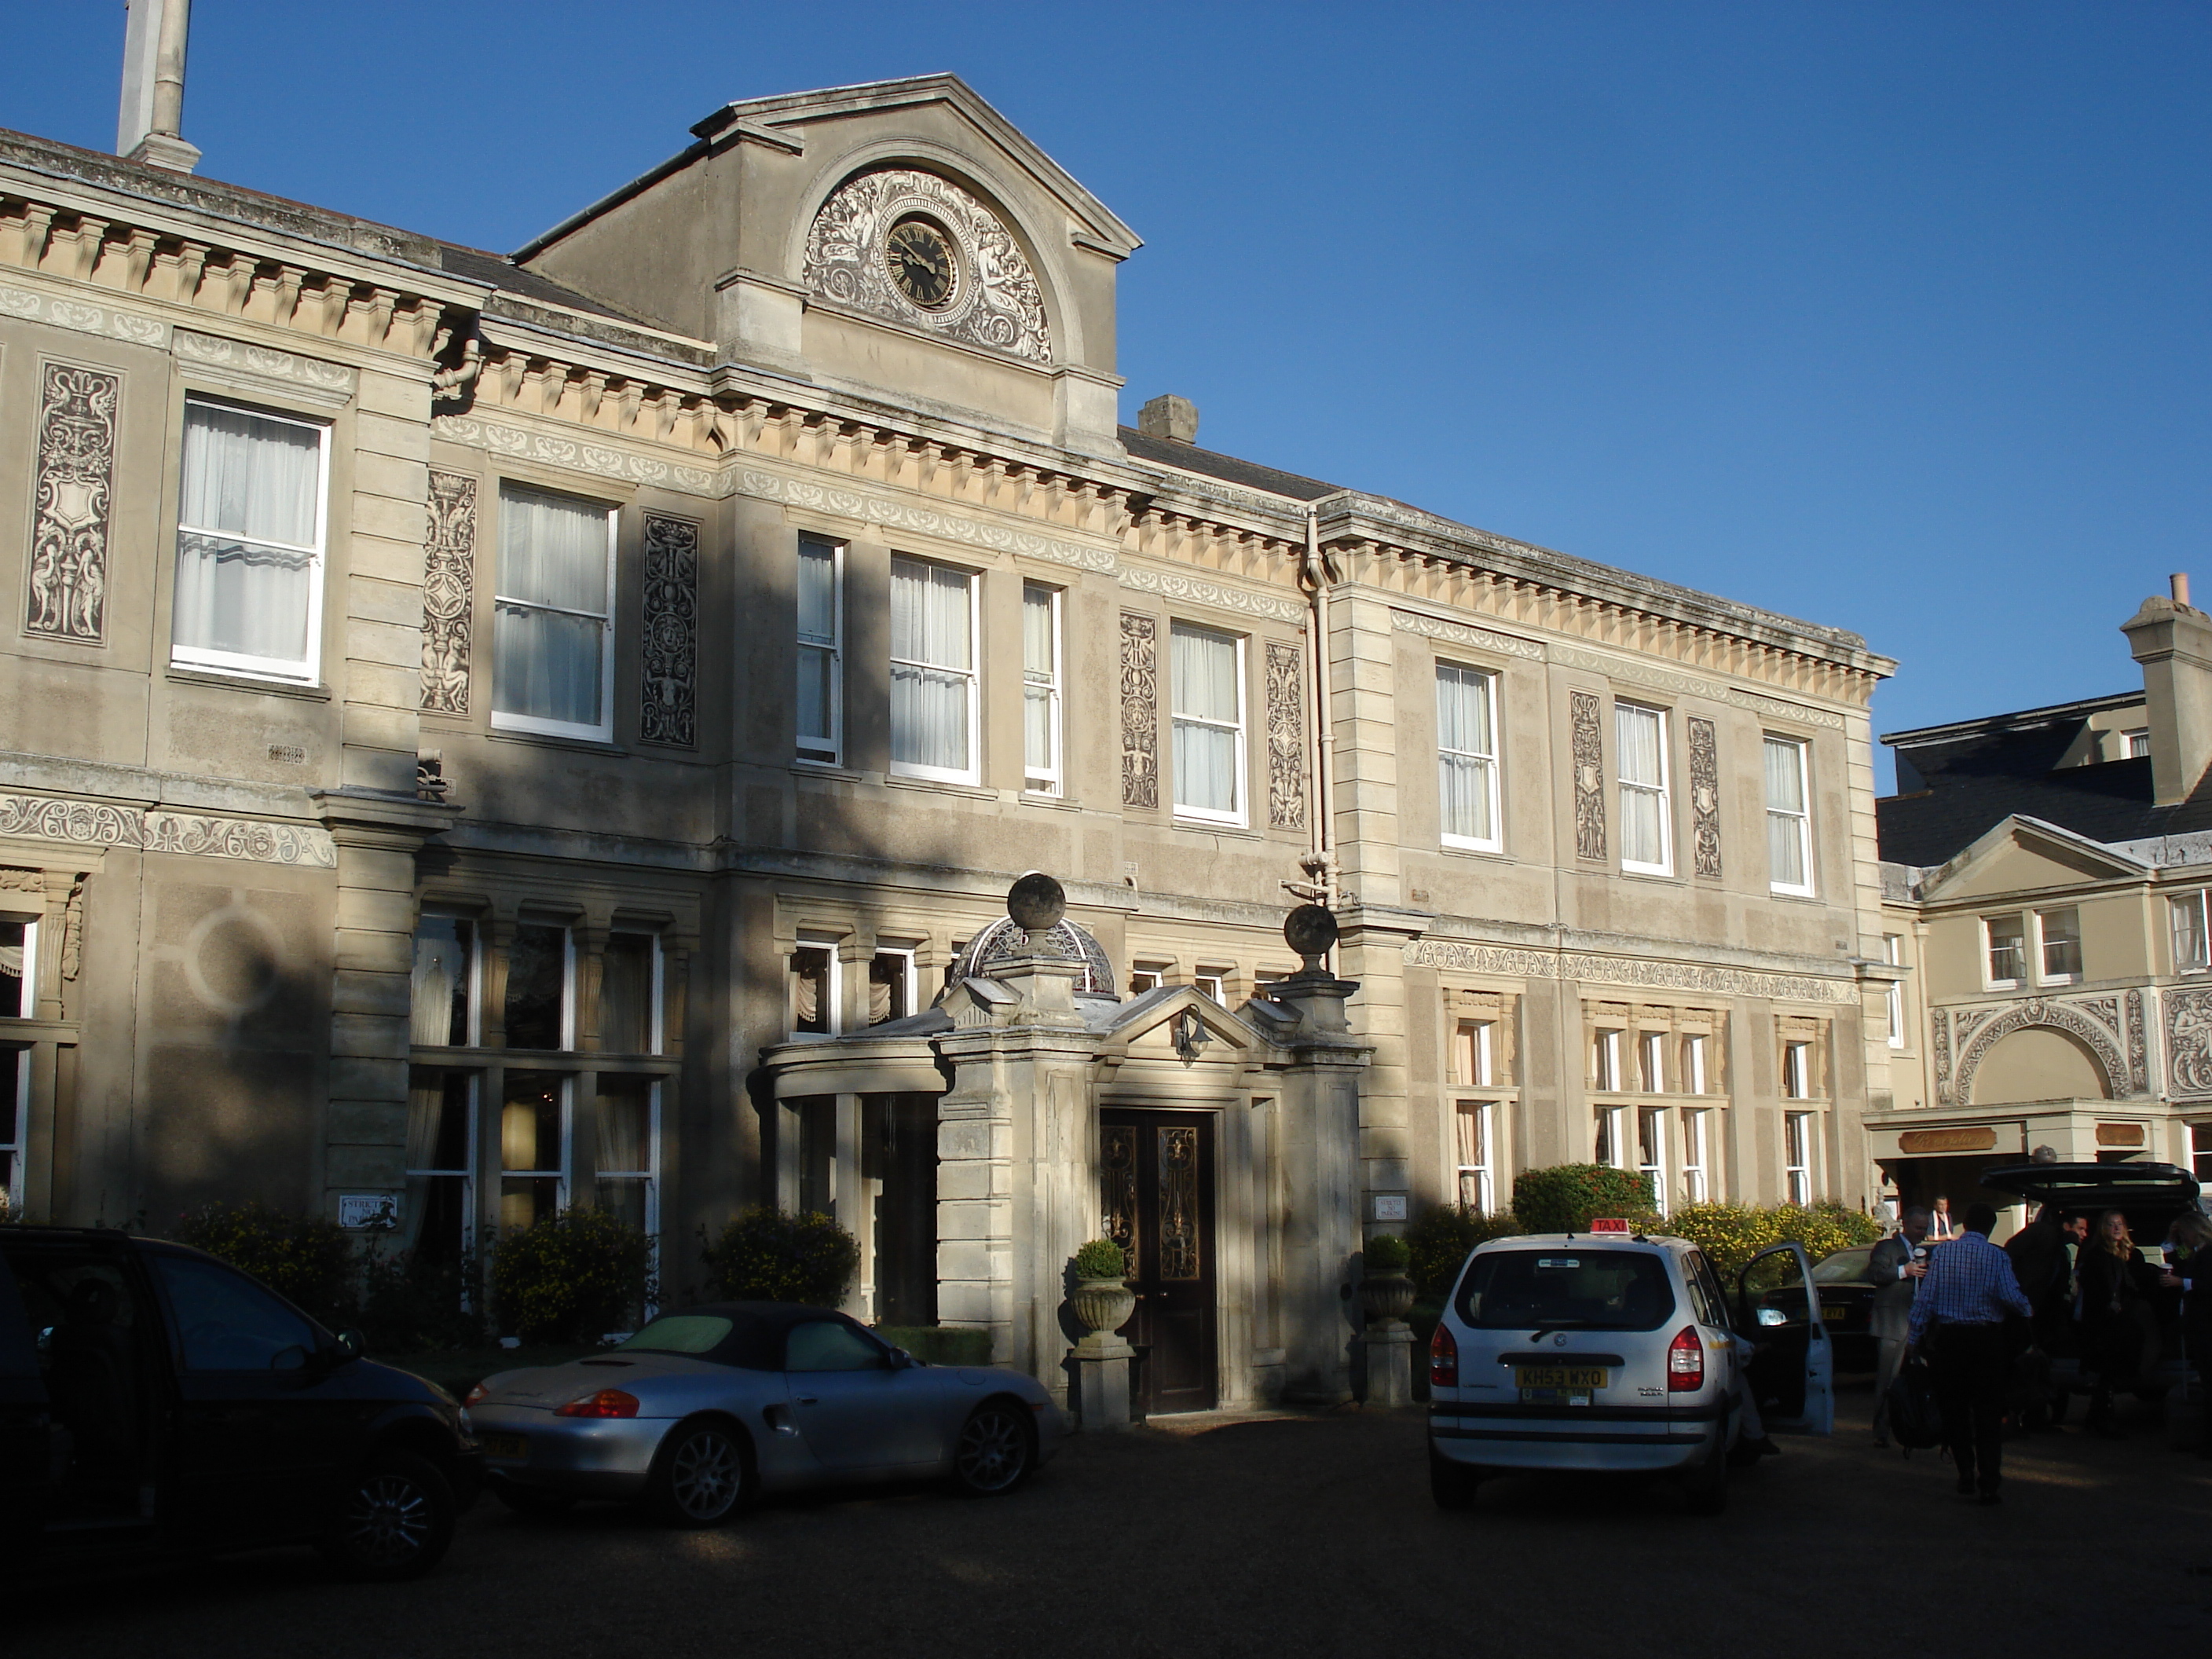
1007,871,1067,932
1284,903,1338,968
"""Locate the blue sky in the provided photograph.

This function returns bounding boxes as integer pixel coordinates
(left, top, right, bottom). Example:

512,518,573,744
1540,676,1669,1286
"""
8,3,2207,789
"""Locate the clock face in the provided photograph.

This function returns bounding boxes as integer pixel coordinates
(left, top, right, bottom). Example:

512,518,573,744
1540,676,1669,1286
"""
884,216,957,310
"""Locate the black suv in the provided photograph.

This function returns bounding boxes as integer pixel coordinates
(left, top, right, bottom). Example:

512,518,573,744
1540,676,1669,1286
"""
0,1225,479,1580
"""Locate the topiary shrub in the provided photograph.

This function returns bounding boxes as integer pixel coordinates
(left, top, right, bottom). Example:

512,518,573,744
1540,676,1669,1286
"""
489,1207,656,1344
1071,1237,1129,1280
173,1200,357,1325
1511,1165,1659,1235
1662,1201,1882,1284
1364,1233,1412,1272
700,1207,859,1306
1406,1204,1526,1297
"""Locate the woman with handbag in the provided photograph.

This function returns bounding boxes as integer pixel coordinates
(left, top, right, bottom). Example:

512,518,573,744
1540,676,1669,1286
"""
2078,1210,2159,1437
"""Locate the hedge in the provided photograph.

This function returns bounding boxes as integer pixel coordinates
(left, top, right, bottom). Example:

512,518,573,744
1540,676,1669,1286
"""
174,1200,357,1323
1511,1165,1659,1234
489,1207,657,1344
875,1325,994,1366
700,1207,859,1306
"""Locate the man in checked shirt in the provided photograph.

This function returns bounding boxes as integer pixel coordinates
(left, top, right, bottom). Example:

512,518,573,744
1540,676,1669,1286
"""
1908,1200,2033,1504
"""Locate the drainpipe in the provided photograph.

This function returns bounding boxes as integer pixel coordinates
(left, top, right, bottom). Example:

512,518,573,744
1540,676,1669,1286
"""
1298,505,1339,916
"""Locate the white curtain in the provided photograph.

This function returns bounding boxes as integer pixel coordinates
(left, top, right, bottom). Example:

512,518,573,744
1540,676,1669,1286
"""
891,558,972,772
595,1080,651,1176
1437,668,1494,841
410,925,464,1046
1024,586,1057,777
401,1075,451,1250
1617,705,1664,865
0,921,24,1017
797,540,837,746
496,486,608,727
1172,626,1240,815
173,402,321,665
1765,738,1806,885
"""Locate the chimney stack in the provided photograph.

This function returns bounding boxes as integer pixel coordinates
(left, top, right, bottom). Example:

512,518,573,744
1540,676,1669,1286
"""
2121,573,2212,805
1137,394,1199,445
118,0,200,175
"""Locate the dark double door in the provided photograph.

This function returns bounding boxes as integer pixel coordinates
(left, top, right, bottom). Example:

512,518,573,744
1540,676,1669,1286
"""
1101,1110,1216,1415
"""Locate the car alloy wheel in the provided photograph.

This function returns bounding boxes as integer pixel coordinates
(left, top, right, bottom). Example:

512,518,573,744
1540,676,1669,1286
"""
952,1404,1034,1496
319,1451,456,1580
651,1421,749,1527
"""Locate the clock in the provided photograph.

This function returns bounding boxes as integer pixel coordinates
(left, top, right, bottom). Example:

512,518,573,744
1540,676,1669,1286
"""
884,215,958,310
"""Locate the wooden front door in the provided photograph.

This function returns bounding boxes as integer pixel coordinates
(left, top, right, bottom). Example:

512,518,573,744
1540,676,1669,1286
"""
1101,1110,1217,1415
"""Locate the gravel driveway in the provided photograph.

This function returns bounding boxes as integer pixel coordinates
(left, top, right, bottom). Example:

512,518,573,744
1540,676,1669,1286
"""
20,1384,2212,1658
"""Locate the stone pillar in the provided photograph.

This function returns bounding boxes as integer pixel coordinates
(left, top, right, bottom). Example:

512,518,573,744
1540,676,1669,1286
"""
1360,1322,1415,1407
1071,1331,1136,1430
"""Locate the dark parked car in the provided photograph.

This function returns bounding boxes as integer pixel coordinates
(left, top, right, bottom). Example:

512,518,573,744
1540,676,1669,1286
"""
0,1225,478,1581
1760,1244,1885,1373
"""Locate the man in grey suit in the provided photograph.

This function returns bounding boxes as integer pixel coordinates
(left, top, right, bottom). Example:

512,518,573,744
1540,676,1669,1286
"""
1870,1206,1932,1446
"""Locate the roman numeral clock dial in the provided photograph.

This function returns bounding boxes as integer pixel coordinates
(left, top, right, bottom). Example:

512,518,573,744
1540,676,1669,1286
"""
885,217,956,310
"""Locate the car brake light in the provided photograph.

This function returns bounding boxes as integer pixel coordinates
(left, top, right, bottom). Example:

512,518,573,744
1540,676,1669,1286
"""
463,1383,489,1408
1667,1326,1705,1393
1430,1323,1459,1387
555,1389,640,1419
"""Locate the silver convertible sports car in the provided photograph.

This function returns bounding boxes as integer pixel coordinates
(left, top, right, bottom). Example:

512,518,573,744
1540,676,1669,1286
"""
463,1302,1064,1525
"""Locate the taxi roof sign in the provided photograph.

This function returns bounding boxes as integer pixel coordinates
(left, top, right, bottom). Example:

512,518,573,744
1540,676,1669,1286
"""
1588,1218,1633,1234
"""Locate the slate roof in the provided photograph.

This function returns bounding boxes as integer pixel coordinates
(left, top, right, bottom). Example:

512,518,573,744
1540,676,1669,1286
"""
1877,696,2212,866
1116,428,1341,501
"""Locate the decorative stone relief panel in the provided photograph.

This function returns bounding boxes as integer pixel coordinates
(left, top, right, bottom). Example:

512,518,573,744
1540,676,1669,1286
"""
640,514,699,748
2166,987,2212,1097
1932,1009,1953,1100
1388,606,1544,661
24,361,119,643
432,416,716,494
1401,939,1858,1004
1263,641,1306,831
0,284,168,348
0,793,334,868
1953,997,2130,1104
1687,716,1722,878
1570,691,1605,862
419,471,476,714
1118,564,1306,624
802,169,1053,364
736,467,1115,573
1120,613,1159,810
2126,988,2148,1092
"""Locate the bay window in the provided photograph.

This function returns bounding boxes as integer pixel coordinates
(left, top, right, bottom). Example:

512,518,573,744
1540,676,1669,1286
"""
1172,623,1246,824
1024,582,1063,793
1765,735,1814,895
890,555,978,783
493,484,615,741
171,397,329,683
1437,665,1500,849
1617,703,1671,873
797,535,843,764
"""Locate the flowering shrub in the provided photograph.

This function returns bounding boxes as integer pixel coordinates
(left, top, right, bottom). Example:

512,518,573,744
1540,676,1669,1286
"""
1661,1201,1881,1282
700,1207,859,1306
173,1200,357,1323
489,1207,656,1343
1511,1166,1660,1234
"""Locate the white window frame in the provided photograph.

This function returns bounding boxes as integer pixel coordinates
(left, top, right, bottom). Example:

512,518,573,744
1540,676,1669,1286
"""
1638,1030,1666,1094
1637,1105,1667,1215
2,914,38,1021
1594,1029,1623,1093
792,932,843,1038
1983,914,2027,990
2193,1122,2212,1184
1458,1020,1494,1088
1456,1101,1495,1214
1765,735,1815,896
170,396,331,686
503,921,576,1053
1436,663,1502,852
1680,1107,1709,1203
405,1069,478,1267
1783,1110,1814,1207
2035,907,2082,984
1782,1039,1814,1101
1130,965,1166,996
888,555,981,786
870,944,918,1027
1192,970,1228,1005
2172,891,2210,974
413,910,480,1049
796,535,844,766
2126,727,2152,759
1682,1032,1708,1096
593,1076,661,1317
1615,701,1672,875
491,485,617,743
1883,935,1906,1049
1170,623,1248,827
1596,1104,1628,1169
2,1048,27,1214
498,1071,573,1226
602,931,664,1056
1022,581,1064,795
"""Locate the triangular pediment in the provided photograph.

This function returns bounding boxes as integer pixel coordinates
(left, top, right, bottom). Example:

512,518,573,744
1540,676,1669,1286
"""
1921,815,2148,903
1106,987,1262,1055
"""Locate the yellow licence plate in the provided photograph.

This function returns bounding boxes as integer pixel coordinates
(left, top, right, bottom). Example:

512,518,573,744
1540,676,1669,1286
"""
1514,1366,1607,1390
1822,1305,1848,1321
480,1433,528,1460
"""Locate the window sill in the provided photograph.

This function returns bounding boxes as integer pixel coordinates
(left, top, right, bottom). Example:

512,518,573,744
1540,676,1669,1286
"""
884,774,998,802
1619,865,1679,884
1439,840,1508,860
167,667,331,703
1020,790,1082,811
793,762,875,785
486,727,628,758
1170,816,1258,838
1767,886,1822,903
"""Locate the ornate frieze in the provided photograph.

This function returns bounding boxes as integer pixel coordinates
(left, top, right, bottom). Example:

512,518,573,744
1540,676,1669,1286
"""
173,328,355,396
1117,564,1306,624
1120,613,1159,810
1570,691,1605,862
639,514,699,748
1953,997,2131,1104
0,283,168,348
802,169,1052,364
431,416,716,494
419,471,476,714
24,361,119,644
1402,938,1858,1004
2166,987,2212,1097
1389,606,1545,661
736,468,1115,574
1263,640,1307,831
1687,716,1722,878
0,793,334,868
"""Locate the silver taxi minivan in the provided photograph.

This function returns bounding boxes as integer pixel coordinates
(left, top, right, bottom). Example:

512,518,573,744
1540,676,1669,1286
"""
1426,1230,1833,1514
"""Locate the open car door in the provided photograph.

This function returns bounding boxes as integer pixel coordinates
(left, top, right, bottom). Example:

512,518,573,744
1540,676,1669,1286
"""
1734,1242,1834,1436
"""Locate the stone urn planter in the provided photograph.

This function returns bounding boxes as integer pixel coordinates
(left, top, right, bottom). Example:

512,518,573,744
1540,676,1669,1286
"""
1359,1270,1416,1327
1072,1276,1137,1340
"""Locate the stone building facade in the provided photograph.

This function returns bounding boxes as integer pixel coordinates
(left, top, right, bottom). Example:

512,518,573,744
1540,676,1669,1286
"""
0,75,1898,1405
